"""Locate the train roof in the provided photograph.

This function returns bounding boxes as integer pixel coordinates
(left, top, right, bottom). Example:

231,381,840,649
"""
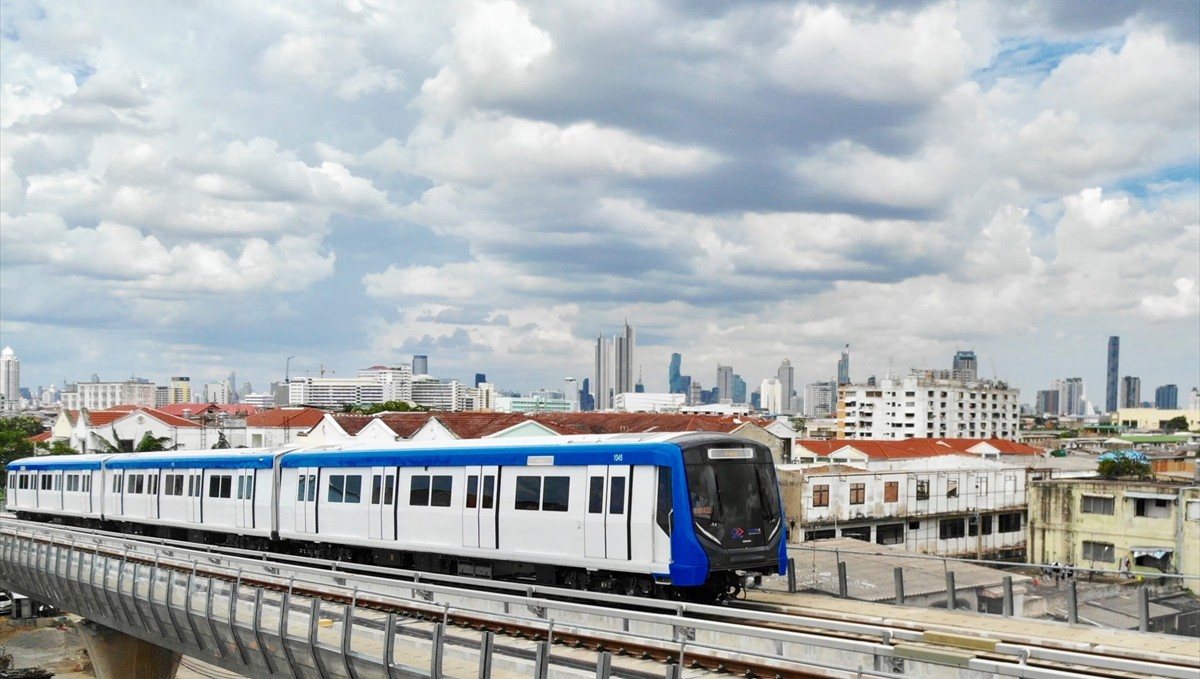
278,432,760,469
5,447,299,472
7,455,109,471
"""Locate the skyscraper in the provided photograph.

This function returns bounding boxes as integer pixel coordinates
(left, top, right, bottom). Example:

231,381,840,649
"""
732,374,747,404
594,334,612,410
170,376,192,404
668,353,683,393
0,346,20,404
1106,336,1119,413
803,381,837,418
776,359,795,413
1120,376,1140,409
716,365,733,403
614,320,635,396
952,350,977,381
837,345,851,386
412,355,429,377
1063,377,1085,416
1155,384,1178,409
759,378,783,413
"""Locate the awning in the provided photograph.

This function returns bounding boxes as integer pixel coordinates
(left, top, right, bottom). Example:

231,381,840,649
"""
1081,493,1115,499
1131,547,1173,558
1123,491,1176,501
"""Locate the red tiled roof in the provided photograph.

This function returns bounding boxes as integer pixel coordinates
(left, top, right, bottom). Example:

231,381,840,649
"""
803,463,869,475
245,407,327,428
27,432,52,443
324,411,774,440
86,407,201,428
157,403,262,418
798,437,1039,458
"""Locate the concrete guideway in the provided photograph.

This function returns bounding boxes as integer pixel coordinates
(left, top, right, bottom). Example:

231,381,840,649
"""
0,521,1195,678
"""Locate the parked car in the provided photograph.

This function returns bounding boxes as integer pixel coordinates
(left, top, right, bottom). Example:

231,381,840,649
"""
0,592,12,616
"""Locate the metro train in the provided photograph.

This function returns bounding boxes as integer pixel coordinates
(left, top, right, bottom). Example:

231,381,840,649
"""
5,433,786,600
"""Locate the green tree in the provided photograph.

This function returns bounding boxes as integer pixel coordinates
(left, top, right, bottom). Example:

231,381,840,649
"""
1163,416,1191,432
0,416,46,489
135,431,177,452
1098,453,1150,479
36,439,77,455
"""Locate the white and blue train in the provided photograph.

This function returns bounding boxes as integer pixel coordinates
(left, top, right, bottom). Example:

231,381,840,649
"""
6,433,786,600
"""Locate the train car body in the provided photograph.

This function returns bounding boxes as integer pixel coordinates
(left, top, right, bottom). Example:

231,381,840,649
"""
5,433,785,599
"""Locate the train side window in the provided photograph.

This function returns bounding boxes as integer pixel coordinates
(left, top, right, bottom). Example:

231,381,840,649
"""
588,476,604,513
328,475,346,503
307,475,317,501
209,475,232,499
410,475,430,506
297,476,307,501
656,467,672,536
172,475,183,496
482,476,494,509
466,475,479,509
150,475,159,495
343,475,361,503
132,475,145,494
609,477,626,515
542,476,570,512
84,475,91,492
515,476,541,510
163,474,174,496
371,475,382,505
384,476,395,504
430,475,452,507
41,475,52,490
54,474,62,491
237,476,249,500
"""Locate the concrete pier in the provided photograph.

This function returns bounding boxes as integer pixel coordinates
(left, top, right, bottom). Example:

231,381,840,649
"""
77,621,180,679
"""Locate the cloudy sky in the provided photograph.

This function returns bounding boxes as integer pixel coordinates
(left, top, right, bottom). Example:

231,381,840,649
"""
1,0,1197,406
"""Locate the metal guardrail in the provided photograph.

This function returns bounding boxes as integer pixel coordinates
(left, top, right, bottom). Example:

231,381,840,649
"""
0,522,1195,679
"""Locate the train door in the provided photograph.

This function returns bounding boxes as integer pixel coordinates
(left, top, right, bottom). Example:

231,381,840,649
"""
295,467,318,533
185,471,202,525
585,466,631,560
367,467,397,541
234,470,255,530
461,466,498,549
149,471,159,520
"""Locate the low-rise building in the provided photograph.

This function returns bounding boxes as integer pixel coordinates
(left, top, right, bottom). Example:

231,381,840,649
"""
1027,478,1200,591
838,372,1020,440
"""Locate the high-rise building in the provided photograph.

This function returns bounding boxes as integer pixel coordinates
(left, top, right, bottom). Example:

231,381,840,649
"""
412,355,429,377
679,376,692,404
759,378,783,413
776,359,795,413
803,381,837,419
952,350,977,382
837,345,851,386
716,365,733,403
0,346,19,405
668,353,683,393
595,321,635,410
580,377,594,411
170,376,192,404
1119,376,1140,409
688,381,703,407
1062,377,1086,416
1106,336,1119,413
614,320,635,396
594,334,612,410
732,374,747,404
839,373,1020,439
474,373,487,387
1155,384,1178,409
1035,389,1060,416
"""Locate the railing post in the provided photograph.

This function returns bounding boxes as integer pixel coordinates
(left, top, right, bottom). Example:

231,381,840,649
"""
1066,580,1078,624
185,570,205,652
431,622,445,679
1138,586,1150,632
341,593,358,679
1002,575,1013,617
308,597,328,679
205,576,226,660
253,587,276,675
837,560,848,598
945,571,956,610
787,557,797,593
894,567,905,605
593,650,611,679
384,612,400,679
478,630,494,679
279,580,299,679
229,572,249,665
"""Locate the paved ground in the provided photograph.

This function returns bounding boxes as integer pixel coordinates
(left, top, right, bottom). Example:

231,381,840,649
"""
1,616,243,679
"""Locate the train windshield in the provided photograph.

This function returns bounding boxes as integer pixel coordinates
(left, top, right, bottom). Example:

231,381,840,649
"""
686,458,779,550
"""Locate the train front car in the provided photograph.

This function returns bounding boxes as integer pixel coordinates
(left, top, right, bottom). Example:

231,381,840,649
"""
677,434,786,599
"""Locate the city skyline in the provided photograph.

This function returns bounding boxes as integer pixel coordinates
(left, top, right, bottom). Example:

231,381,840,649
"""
1,3,1197,405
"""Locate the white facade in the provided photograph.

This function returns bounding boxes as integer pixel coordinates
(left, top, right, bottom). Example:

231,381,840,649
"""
357,365,413,402
411,377,471,411
613,392,686,412
839,374,1020,440
785,460,1027,558
0,346,19,405
760,378,784,414
594,335,612,411
495,396,573,413
288,377,385,408
803,381,836,418
204,381,233,404
776,359,795,413
61,379,158,411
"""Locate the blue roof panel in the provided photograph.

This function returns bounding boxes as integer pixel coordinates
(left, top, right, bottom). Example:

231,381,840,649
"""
279,442,682,469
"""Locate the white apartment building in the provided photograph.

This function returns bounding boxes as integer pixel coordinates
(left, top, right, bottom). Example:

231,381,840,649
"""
204,380,233,404
61,379,158,411
781,458,1028,559
0,346,19,407
614,392,686,412
288,377,385,408
357,365,414,402
411,377,473,411
495,395,573,413
804,381,836,418
760,378,784,414
839,373,1020,440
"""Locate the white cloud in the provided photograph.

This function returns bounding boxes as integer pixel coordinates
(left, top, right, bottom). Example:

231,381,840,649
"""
1140,278,1199,322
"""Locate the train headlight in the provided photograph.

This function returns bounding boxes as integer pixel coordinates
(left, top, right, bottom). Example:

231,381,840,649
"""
741,574,762,590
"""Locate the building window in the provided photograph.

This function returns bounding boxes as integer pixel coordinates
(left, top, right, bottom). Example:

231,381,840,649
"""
842,526,871,542
1081,495,1114,515
915,479,929,501
812,484,829,507
946,478,958,498
884,481,899,503
968,515,992,536
850,483,865,505
998,512,1022,533
1082,541,1115,563
875,523,904,545
938,518,966,539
